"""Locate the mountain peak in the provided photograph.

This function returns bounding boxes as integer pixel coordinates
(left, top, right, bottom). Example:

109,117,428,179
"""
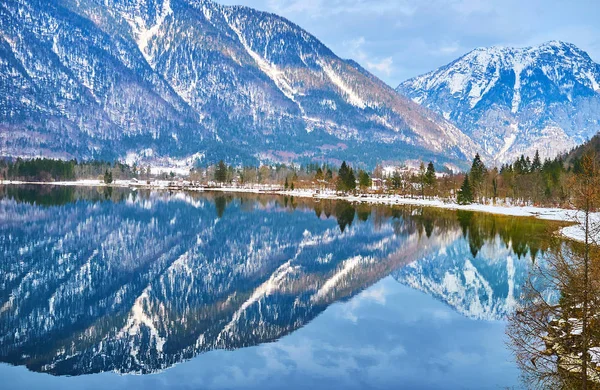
0,0,480,167
398,41,600,164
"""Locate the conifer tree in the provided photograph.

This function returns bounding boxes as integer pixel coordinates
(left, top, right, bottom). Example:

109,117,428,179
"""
214,160,228,183
532,150,542,172
103,169,113,184
337,161,356,192
358,170,371,189
457,175,473,205
469,154,487,201
425,161,436,196
315,167,324,181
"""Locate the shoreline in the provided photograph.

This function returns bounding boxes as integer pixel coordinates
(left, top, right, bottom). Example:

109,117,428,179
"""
2,179,598,243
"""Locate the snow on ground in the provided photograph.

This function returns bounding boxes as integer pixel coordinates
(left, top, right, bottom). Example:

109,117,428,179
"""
1,180,598,243
124,150,204,176
561,213,600,244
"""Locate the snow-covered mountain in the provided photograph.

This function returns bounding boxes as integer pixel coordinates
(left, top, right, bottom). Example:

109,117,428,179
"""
397,41,600,164
0,0,480,167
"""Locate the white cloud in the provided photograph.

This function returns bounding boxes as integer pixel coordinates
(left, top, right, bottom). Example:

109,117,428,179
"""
367,57,394,76
344,37,394,77
344,36,367,61
431,41,462,56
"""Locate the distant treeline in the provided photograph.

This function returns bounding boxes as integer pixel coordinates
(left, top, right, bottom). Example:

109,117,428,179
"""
2,158,77,181
2,142,599,208
0,158,137,182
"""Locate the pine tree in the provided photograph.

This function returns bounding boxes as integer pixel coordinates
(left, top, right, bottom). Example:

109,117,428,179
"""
214,160,228,183
457,175,473,205
532,150,542,172
103,169,113,184
338,162,349,191
337,161,356,192
425,161,436,196
326,167,333,181
358,170,371,189
315,167,324,181
469,154,487,201
346,168,356,191
284,177,289,190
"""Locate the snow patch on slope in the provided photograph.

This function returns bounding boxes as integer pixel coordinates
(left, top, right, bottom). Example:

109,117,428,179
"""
224,14,303,113
118,287,166,356
511,61,527,113
123,0,173,66
318,60,366,109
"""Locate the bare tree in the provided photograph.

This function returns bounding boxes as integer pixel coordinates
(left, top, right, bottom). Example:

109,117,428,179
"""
508,151,600,389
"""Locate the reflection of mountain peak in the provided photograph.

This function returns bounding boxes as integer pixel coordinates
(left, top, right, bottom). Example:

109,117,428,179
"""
0,188,558,375
0,190,424,375
393,236,529,320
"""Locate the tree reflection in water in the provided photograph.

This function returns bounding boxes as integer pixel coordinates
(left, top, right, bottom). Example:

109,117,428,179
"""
508,242,600,389
508,152,600,389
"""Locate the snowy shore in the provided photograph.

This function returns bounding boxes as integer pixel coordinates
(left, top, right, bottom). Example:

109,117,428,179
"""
2,179,598,243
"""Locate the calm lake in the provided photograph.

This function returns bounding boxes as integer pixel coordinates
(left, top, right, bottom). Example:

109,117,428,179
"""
0,185,566,389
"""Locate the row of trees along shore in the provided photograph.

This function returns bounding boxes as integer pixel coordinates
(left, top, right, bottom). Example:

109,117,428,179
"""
0,148,597,208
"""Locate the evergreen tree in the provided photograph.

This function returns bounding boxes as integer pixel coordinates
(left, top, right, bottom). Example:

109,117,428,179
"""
337,161,356,192
325,168,333,181
457,175,473,205
338,162,350,190
358,170,371,189
424,161,436,196
532,150,542,172
346,167,356,191
214,160,228,183
469,154,487,201
315,167,324,181
103,169,113,184
284,177,289,190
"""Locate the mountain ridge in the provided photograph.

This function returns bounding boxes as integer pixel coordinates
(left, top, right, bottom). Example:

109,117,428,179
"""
0,0,481,169
397,40,600,164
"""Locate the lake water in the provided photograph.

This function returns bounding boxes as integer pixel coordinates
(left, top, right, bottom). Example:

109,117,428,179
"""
0,185,565,389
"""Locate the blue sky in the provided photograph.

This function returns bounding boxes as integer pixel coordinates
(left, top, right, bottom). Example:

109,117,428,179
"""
219,0,600,87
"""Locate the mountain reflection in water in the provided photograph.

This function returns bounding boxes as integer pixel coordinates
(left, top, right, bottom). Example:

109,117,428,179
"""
0,185,561,377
